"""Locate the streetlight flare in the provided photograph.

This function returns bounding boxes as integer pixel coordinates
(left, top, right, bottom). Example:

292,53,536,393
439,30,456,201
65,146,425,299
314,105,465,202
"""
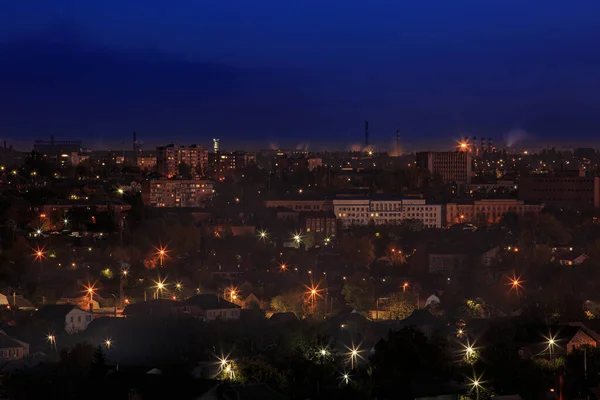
345,343,363,369
32,246,46,262
506,274,525,293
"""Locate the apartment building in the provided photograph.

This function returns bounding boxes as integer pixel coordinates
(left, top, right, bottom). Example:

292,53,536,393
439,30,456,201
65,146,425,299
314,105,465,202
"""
332,197,443,229
445,199,542,226
156,144,209,178
141,179,214,207
416,151,472,185
519,176,600,209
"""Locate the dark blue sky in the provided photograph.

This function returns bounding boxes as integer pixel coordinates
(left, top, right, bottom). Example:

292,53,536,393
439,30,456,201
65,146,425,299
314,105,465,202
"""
1,0,600,151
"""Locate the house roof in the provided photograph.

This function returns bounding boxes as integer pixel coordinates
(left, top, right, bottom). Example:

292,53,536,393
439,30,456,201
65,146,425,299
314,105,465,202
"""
123,299,181,317
555,253,589,262
182,294,240,310
0,331,27,349
35,304,80,321
269,312,298,323
514,325,587,344
400,309,440,327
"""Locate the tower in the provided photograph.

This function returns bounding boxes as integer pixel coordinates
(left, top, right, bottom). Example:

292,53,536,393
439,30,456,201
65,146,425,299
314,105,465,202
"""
213,138,220,153
481,137,486,153
364,121,369,148
488,138,493,152
396,130,400,157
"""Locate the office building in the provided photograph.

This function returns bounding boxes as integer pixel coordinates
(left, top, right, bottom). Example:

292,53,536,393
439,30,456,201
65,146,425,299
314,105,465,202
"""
156,144,209,178
519,175,600,209
332,197,443,229
416,151,472,185
141,179,214,207
445,199,542,226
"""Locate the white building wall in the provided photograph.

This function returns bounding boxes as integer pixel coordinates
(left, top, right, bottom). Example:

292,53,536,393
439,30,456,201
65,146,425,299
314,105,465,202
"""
65,308,92,334
332,198,442,229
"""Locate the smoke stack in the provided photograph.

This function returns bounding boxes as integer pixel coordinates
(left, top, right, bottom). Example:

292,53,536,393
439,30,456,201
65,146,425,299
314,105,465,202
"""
488,138,493,152
3,141,6,149
365,121,369,148
481,137,486,152
50,135,54,145
396,130,400,157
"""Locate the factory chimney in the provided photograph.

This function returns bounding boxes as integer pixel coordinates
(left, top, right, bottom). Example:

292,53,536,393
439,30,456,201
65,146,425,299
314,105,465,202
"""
365,121,369,148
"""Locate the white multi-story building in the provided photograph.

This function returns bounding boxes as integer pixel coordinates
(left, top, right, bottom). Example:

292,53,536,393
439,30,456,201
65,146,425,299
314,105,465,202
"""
332,197,443,229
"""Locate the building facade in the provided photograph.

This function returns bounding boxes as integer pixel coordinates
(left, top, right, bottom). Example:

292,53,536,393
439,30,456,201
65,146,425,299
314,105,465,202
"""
416,151,472,185
141,179,214,207
445,199,542,226
300,211,337,242
265,199,332,212
332,197,443,229
156,144,209,178
518,176,600,208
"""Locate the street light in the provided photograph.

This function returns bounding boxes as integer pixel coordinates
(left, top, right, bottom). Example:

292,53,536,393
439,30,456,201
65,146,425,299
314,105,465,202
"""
155,244,170,267
402,282,409,292
104,338,112,349
345,343,363,369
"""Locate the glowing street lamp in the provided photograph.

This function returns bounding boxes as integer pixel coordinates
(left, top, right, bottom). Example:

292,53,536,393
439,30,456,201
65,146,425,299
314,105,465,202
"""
467,374,484,399
104,338,112,349
280,263,287,272
342,372,350,385
345,344,363,369
402,282,409,292
507,274,525,294
155,244,170,267
258,230,268,241
152,277,167,299
543,333,558,360
305,282,321,312
117,188,124,195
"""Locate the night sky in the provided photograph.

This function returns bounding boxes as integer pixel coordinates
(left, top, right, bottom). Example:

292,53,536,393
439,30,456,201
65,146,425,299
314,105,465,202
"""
1,1,600,151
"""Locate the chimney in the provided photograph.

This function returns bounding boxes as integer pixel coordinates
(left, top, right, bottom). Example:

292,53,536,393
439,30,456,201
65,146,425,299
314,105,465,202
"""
3,141,6,149
364,121,369,148
488,138,493,152
50,135,54,145
481,137,486,152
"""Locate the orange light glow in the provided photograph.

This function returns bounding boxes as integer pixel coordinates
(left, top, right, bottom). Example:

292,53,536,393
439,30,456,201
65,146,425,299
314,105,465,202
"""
507,274,525,293
32,246,46,262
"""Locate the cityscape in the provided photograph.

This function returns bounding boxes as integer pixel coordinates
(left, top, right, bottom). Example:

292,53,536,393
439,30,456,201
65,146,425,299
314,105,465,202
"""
3,2,600,400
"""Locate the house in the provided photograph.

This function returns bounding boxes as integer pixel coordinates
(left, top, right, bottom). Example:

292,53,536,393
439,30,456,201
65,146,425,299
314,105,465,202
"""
122,299,182,318
35,305,92,334
181,294,241,320
515,325,598,359
0,330,29,361
7,294,34,310
241,293,264,309
269,312,298,323
554,253,590,266
425,294,441,307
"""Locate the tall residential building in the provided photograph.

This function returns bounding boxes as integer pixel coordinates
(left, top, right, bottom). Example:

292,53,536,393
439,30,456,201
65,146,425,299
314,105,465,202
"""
156,144,209,178
210,151,256,178
332,196,443,229
416,151,472,185
141,179,214,207
213,138,220,153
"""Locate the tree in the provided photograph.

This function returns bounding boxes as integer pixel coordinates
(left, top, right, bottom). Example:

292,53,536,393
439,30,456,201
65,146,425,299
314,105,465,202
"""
271,290,304,316
371,327,453,400
387,292,416,320
341,282,372,311
338,236,375,268
177,162,193,179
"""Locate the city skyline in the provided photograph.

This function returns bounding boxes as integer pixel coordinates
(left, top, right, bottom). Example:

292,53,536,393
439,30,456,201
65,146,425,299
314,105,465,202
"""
1,1,600,147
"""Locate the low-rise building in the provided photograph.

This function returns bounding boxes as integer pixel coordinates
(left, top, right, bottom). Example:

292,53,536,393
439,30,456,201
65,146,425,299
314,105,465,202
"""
181,294,241,320
333,197,443,229
445,199,542,226
0,331,29,361
141,179,214,207
265,199,332,212
35,305,93,334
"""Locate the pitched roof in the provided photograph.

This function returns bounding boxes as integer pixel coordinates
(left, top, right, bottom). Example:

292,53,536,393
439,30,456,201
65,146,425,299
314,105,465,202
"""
514,325,586,344
0,331,27,349
123,299,181,317
35,304,79,321
182,294,240,310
